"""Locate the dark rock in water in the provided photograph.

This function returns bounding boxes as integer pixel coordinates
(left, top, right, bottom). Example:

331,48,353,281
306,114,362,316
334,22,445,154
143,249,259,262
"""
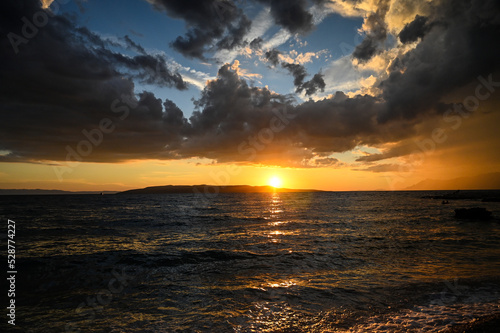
454,207,492,220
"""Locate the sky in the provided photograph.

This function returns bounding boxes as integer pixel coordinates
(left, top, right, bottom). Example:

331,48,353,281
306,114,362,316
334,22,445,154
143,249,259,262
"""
0,0,499,191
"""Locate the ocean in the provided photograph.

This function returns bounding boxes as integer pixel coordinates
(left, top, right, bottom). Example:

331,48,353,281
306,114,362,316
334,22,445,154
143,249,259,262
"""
2,190,500,332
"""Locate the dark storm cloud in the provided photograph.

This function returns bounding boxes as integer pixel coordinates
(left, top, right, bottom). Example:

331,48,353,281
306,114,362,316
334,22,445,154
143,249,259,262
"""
176,66,415,164
181,63,301,164
282,63,308,87
179,0,500,164
170,29,215,59
255,0,314,33
299,73,326,96
398,15,431,44
291,92,415,154
110,52,187,90
0,0,188,163
352,1,389,62
249,37,263,49
266,49,326,95
48,22,188,90
355,144,414,163
352,37,379,62
265,48,281,66
216,16,252,50
148,0,320,59
378,0,500,123
177,64,343,166
147,0,250,59
282,63,325,96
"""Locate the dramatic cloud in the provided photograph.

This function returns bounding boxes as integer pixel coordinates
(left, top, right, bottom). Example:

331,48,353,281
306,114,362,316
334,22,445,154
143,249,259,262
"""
0,0,188,162
249,37,263,49
147,0,324,59
265,48,282,66
265,48,326,95
177,0,500,165
73,28,188,90
174,65,416,166
398,15,431,44
300,73,326,96
282,63,308,88
1,0,499,169
378,0,500,123
282,63,326,96
352,1,390,62
147,0,251,59
256,0,315,33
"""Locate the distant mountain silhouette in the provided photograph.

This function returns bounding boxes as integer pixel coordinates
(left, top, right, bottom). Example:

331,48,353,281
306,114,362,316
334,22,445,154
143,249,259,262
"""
118,185,322,195
0,189,117,195
406,172,500,190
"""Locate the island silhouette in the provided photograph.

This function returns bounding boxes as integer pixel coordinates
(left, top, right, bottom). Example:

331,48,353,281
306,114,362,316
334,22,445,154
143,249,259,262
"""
117,185,323,194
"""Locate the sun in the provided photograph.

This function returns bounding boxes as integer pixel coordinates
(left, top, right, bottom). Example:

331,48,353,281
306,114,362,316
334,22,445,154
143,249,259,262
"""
269,176,282,188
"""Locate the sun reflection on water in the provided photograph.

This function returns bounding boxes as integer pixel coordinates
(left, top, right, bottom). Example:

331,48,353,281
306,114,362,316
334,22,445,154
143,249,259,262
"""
266,192,290,243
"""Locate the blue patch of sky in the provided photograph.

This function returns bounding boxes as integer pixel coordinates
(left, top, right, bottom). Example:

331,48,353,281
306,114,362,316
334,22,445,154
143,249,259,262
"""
311,13,364,60
292,13,364,87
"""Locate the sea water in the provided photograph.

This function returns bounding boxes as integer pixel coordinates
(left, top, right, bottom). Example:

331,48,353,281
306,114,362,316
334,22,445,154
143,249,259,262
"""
1,190,500,332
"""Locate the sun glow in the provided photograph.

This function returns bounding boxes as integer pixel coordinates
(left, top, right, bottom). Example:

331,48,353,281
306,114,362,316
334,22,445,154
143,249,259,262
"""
269,176,282,188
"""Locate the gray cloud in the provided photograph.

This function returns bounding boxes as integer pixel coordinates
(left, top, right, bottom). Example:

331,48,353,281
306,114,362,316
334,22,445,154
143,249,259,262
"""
378,0,500,123
249,37,263,49
282,63,308,87
150,0,320,60
398,15,431,44
352,1,390,62
216,16,252,50
176,67,416,164
282,63,325,96
256,0,314,33
0,0,188,163
110,53,187,90
265,48,281,66
265,48,326,95
299,73,326,96
75,27,188,90
353,164,404,173
147,0,251,59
